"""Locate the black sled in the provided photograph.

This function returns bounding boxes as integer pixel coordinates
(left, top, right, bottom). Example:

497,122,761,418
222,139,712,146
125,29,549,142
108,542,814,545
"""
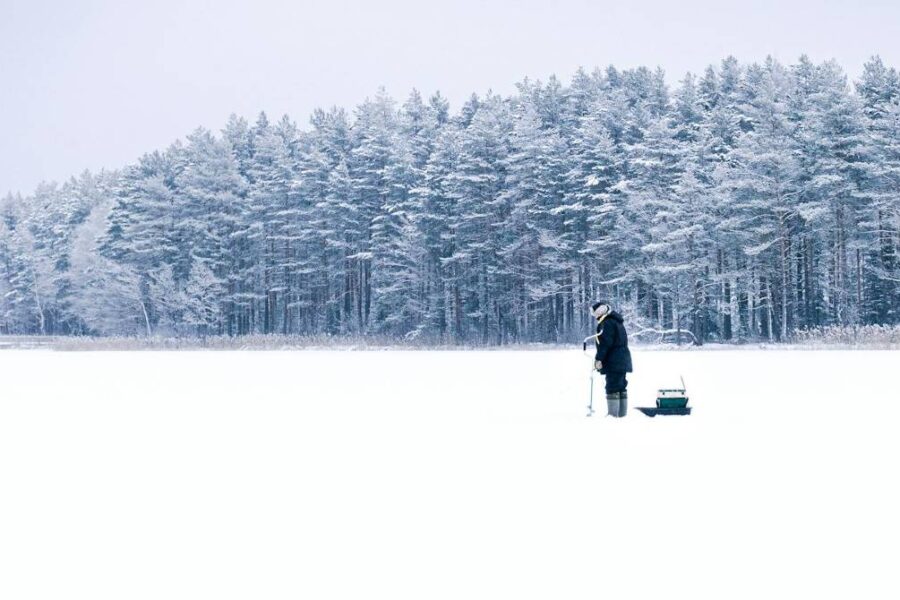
636,406,692,417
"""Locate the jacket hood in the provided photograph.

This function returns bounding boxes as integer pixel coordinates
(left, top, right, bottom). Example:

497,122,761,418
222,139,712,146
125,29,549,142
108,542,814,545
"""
603,311,625,323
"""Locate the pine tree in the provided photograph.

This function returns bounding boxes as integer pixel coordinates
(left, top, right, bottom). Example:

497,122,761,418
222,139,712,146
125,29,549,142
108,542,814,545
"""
175,128,248,334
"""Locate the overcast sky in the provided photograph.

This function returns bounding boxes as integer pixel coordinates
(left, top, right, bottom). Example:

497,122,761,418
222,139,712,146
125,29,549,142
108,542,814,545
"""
3,0,900,196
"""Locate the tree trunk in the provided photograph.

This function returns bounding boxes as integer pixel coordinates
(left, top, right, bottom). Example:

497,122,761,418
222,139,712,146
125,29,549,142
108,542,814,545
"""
780,216,789,341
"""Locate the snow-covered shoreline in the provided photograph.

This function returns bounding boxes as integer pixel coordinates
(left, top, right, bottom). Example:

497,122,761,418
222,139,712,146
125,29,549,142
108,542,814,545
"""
1,334,897,352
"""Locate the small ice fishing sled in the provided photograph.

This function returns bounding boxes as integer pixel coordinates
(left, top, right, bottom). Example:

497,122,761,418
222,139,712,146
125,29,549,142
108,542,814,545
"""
637,378,692,417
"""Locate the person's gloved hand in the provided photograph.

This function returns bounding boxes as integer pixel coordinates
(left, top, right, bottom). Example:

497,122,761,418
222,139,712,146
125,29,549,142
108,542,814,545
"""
594,360,602,371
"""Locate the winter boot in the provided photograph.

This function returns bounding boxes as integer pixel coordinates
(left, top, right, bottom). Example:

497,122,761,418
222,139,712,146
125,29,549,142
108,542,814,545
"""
618,390,628,417
606,392,621,418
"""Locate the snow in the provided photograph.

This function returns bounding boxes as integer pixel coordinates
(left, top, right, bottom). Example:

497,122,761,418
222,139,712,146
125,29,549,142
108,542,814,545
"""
1,349,898,599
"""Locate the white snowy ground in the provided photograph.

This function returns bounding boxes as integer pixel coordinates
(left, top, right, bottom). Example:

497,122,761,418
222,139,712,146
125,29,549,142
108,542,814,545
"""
1,349,898,600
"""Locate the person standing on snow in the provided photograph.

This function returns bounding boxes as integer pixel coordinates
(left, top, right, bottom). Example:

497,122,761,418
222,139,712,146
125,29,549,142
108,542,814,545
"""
590,301,633,417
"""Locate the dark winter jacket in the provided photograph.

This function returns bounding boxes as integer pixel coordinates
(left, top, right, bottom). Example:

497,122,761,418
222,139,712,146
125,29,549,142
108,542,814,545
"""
595,311,633,374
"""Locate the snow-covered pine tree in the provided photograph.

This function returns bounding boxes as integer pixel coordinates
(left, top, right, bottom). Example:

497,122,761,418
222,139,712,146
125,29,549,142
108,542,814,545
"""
443,93,510,343
856,57,900,323
175,128,248,335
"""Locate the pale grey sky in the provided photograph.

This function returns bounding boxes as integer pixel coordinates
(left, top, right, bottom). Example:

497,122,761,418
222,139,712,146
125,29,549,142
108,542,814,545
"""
2,0,899,196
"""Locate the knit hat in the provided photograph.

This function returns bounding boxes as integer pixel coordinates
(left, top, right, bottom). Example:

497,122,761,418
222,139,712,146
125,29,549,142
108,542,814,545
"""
590,301,611,319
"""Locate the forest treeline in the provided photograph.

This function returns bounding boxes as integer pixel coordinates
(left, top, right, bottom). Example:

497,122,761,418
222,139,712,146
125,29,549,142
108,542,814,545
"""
2,55,899,343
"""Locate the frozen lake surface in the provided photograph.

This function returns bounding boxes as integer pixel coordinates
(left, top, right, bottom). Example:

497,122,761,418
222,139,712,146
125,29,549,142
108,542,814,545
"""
1,349,898,599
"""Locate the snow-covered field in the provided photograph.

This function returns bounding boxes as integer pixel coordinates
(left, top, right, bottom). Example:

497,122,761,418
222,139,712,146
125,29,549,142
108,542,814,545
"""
1,349,898,599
